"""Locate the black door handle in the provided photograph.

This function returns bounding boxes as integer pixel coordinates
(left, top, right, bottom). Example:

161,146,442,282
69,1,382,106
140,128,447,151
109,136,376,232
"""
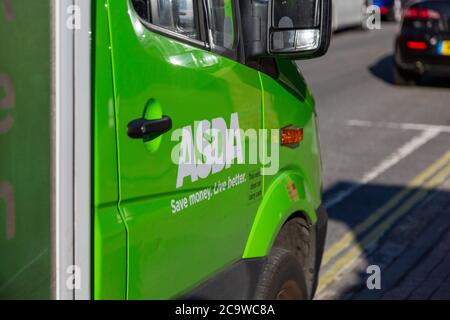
127,116,172,139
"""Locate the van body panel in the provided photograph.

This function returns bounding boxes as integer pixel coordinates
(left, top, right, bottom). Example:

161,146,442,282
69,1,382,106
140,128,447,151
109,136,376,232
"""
93,0,127,300
107,0,264,299
243,62,322,258
260,64,322,210
243,170,318,259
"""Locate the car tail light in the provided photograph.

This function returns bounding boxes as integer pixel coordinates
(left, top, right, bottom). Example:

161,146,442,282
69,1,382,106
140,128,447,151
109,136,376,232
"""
380,6,389,15
407,41,428,50
404,7,441,19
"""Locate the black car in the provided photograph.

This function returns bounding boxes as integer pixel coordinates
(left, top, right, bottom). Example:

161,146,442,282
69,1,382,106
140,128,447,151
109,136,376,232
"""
394,0,450,85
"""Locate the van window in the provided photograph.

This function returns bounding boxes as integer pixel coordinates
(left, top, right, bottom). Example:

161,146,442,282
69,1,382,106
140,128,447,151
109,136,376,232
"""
207,0,235,50
132,0,200,40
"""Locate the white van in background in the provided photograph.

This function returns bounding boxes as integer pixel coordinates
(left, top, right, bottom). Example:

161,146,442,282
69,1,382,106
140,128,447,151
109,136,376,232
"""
332,0,372,31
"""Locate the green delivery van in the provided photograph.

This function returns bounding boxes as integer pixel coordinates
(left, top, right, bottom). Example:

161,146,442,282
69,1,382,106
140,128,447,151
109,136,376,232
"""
0,0,331,300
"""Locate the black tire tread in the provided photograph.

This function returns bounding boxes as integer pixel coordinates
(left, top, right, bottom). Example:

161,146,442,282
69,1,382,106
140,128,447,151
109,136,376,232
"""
273,218,311,266
254,248,308,300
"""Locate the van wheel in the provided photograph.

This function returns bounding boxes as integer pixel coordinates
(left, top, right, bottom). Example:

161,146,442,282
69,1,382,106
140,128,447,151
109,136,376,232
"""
255,217,313,300
254,248,308,300
393,65,419,86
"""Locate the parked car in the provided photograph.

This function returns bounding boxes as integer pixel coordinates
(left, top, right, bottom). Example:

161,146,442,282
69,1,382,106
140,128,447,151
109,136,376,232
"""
374,0,405,21
394,0,450,85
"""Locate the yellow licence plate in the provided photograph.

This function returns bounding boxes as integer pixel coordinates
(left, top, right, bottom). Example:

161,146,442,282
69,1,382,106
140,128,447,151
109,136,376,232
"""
438,40,450,56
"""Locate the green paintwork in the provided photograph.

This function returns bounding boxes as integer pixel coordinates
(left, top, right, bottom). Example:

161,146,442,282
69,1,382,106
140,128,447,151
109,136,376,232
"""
94,0,323,299
107,0,263,299
243,60,322,258
94,1,323,300
0,0,51,299
93,0,127,300
243,170,318,258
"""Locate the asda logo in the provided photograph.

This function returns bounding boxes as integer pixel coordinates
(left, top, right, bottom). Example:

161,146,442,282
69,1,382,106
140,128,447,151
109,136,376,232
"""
171,113,243,189
171,113,280,189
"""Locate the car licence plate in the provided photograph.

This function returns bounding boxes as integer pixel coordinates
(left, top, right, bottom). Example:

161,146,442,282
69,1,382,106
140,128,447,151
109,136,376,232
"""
438,40,450,56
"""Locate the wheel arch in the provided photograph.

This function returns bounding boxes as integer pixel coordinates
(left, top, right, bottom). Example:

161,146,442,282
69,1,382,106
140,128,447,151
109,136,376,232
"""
243,170,319,259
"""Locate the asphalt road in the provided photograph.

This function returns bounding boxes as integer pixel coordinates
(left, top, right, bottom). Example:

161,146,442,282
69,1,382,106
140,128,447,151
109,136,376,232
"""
298,23,450,299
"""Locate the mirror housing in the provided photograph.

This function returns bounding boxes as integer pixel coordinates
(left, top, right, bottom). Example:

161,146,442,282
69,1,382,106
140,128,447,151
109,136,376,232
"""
241,0,332,60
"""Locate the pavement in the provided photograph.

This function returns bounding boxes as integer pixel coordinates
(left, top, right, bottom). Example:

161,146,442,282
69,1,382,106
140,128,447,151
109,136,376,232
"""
297,22,450,300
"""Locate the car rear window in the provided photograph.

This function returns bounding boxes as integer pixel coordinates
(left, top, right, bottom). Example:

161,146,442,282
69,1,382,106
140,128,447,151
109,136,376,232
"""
402,1,450,32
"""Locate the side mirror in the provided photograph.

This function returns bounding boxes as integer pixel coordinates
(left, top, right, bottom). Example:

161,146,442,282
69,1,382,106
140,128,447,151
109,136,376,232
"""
269,0,331,58
241,0,332,60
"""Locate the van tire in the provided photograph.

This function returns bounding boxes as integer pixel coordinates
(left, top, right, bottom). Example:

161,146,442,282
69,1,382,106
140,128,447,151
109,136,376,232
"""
254,217,313,300
273,218,312,266
254,248,308,300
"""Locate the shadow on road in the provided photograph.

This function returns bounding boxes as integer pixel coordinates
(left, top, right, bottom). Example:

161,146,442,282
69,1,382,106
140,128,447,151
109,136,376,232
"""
369,54,450,88
321,180,450,300
369,55,395,84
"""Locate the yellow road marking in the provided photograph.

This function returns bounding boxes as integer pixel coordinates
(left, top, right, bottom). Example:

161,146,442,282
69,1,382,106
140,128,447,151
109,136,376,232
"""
317,162,450,294
321,150,450,267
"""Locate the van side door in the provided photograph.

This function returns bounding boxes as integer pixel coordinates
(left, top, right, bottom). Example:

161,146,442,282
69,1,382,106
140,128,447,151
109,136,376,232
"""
107,0,263,299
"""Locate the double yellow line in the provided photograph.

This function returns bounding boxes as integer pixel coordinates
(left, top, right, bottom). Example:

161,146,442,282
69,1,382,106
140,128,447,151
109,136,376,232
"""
317,149,450,295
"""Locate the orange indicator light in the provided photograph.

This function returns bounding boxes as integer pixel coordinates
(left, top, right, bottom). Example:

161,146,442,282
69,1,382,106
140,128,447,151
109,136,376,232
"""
281,127,303,146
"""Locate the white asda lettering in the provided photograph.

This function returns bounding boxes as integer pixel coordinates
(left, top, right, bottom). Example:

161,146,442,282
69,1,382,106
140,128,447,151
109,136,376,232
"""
171,112,243,189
